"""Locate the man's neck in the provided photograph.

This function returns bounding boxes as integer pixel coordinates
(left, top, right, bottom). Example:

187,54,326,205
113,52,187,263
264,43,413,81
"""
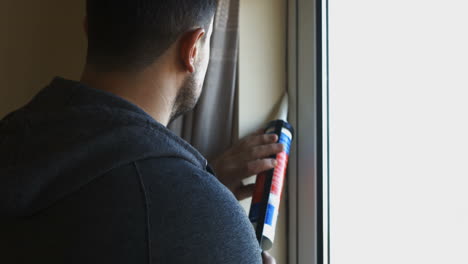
80,65,179,126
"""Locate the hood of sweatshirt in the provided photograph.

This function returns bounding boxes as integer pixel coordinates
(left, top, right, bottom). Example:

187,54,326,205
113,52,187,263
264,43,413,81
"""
0,77,208,217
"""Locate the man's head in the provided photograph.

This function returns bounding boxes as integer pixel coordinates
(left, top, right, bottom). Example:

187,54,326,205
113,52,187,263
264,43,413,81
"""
84,0,217,123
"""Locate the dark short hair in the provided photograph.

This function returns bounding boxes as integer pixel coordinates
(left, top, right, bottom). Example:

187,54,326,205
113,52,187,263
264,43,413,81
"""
86,0,218,71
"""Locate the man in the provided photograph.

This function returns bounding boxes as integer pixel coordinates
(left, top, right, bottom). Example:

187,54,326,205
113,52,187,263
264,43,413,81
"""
0,0,281,263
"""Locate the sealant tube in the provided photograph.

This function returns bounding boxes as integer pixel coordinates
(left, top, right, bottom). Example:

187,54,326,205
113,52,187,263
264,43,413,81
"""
248,119,294,251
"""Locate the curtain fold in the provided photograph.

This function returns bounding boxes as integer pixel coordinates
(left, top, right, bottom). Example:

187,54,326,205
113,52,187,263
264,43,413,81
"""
168,0,240,161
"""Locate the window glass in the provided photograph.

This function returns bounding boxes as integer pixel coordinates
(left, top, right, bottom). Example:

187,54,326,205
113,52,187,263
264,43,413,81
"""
329,1,468,263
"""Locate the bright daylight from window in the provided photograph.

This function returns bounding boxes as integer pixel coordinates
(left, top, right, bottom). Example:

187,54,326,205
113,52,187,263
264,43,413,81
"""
329,1,468,263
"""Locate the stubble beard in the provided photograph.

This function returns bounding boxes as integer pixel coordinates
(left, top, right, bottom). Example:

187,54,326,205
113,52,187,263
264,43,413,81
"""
168,74,200,124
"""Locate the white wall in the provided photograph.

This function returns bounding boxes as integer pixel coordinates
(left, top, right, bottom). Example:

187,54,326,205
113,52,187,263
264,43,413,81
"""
239,0,287,262
0,0,86,118
238,0,287,138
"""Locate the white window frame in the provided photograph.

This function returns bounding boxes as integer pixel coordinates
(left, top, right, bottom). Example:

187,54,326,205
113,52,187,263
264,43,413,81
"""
287,0,329,263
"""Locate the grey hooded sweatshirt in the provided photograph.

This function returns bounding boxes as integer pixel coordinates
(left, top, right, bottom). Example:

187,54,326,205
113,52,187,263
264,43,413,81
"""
0,77,262,264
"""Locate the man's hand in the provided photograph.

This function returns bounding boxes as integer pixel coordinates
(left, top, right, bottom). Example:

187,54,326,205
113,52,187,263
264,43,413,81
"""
262,251,277,264
210,129,284,201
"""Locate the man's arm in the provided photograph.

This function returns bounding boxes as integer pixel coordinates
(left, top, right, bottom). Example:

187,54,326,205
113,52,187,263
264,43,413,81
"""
135,157,263,263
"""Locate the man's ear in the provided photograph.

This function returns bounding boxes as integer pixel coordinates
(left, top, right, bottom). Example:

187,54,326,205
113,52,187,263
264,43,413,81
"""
179,28,206,73
84,16,88,37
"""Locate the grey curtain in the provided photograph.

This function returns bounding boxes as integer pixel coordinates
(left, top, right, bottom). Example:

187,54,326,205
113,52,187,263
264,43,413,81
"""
168,0,240,161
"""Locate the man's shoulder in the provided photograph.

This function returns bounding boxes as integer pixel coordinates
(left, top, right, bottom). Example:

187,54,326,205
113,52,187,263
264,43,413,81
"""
132,157,226,197
130,157,262,263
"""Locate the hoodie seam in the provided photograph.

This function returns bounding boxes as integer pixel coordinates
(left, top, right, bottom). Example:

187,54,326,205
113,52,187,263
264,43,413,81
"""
133,161,152,264
14,155,195,219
